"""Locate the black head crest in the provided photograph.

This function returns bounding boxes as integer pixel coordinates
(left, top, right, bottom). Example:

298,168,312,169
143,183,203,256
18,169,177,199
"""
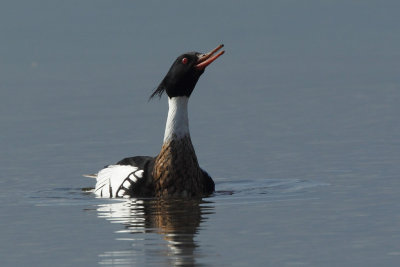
149,81,166,100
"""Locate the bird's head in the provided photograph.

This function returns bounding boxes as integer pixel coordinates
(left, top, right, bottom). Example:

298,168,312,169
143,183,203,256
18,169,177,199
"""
150,44,224,99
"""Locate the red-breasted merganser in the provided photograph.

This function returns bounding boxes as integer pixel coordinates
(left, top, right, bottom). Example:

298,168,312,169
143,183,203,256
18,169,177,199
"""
88,44,225,198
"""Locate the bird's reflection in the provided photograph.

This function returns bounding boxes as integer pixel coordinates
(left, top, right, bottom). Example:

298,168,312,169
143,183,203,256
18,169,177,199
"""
96,198,215,266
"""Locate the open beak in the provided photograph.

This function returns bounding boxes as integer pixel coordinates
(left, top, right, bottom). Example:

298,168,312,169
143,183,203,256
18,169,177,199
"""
195,44,225,70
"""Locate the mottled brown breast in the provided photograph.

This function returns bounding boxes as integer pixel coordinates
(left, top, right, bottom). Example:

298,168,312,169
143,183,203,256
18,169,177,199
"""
152,135,204,197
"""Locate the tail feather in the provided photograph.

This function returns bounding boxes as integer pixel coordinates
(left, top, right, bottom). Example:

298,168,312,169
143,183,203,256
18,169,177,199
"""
83,174,97,179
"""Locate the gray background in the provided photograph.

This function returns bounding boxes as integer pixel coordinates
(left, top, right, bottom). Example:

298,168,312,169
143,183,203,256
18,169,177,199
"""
1,1,400,266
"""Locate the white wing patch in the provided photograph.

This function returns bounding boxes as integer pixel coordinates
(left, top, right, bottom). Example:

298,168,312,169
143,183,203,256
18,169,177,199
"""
94,165,144,198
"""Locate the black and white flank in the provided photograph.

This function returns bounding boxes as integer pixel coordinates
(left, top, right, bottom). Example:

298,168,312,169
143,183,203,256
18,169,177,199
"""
86,44,225,198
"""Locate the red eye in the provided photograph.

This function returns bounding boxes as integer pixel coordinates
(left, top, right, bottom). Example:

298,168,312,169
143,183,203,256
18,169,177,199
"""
181,57,188,64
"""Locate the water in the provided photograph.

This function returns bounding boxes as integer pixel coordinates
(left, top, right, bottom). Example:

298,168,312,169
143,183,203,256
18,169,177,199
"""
1,1,400,266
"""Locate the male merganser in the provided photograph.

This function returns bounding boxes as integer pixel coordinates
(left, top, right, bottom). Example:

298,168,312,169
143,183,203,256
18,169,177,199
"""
88,44,225,198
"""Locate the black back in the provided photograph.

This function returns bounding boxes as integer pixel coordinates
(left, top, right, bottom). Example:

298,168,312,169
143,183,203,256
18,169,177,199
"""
117,156,156,197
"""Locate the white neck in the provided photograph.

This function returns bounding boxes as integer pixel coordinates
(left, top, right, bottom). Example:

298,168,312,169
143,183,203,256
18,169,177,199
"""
163,96,190,143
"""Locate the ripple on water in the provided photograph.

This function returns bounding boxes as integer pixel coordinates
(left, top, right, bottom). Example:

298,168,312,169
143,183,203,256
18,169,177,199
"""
28,187,96,206
91,178,327,266
214,178,329,205
28,178,327,207
27,178,327,266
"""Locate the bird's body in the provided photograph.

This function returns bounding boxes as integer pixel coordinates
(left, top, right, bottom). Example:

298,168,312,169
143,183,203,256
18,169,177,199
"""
89,44,224,198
